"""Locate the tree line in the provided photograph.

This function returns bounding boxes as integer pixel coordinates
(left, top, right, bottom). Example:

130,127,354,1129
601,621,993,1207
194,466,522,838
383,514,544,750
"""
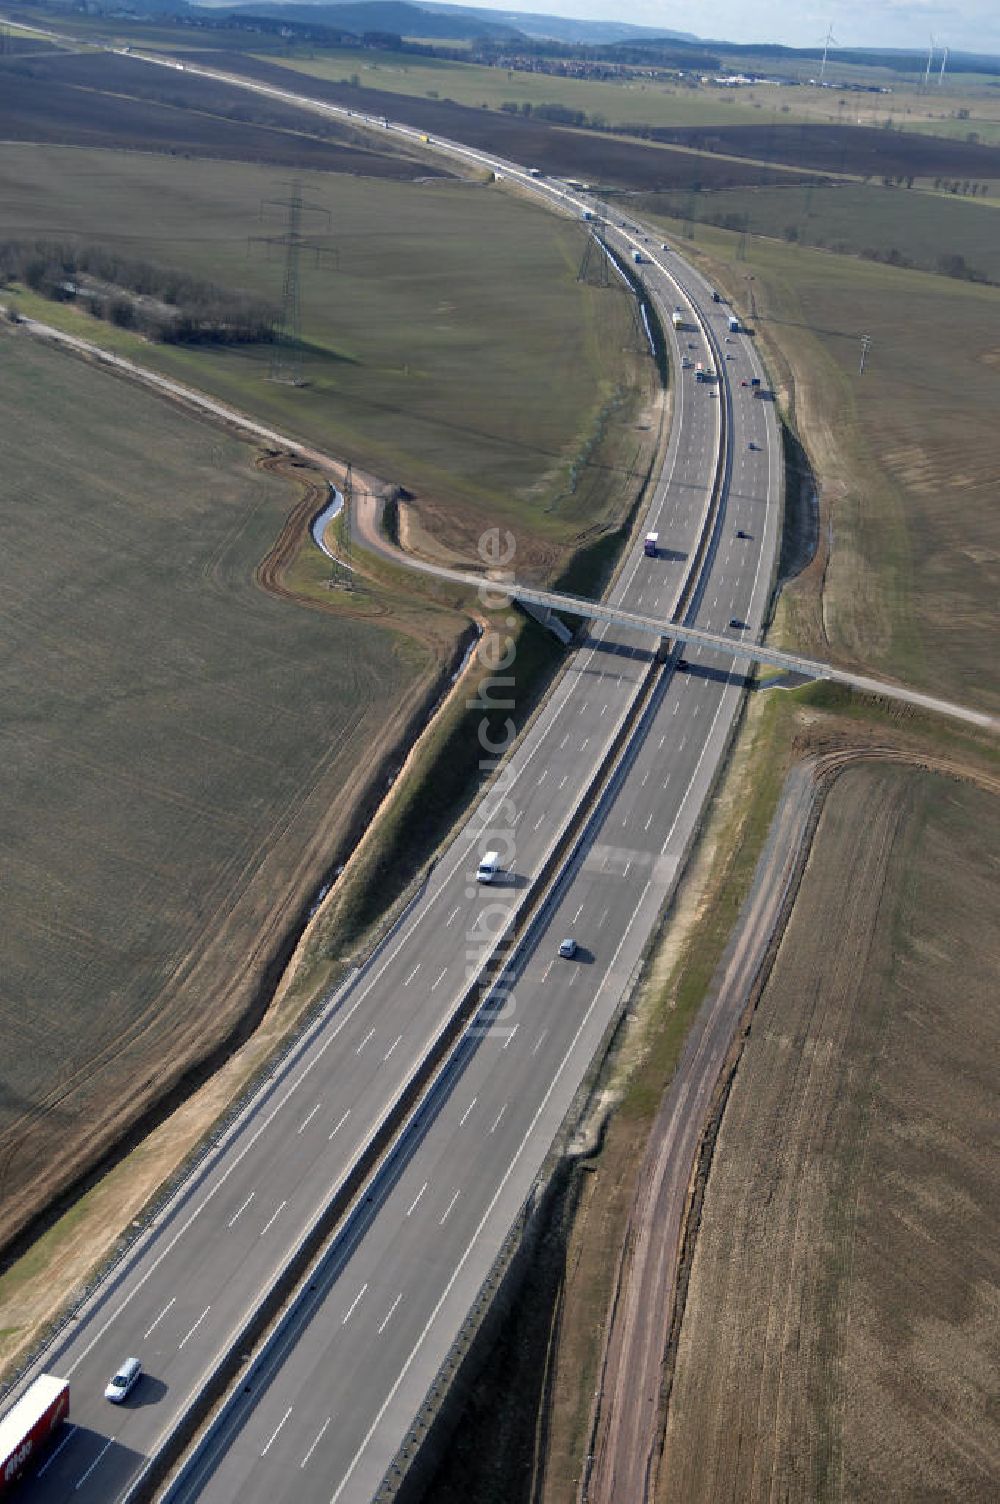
0,240,277,345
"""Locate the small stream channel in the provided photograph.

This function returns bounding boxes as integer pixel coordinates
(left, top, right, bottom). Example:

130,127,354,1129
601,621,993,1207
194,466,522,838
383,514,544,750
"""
310,487,344,559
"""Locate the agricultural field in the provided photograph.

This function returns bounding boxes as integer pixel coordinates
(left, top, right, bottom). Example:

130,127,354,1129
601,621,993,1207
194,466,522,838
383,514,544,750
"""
631,120,1000,183
0,48,445,175
0,335,443,1250
0,141,646,562
167,51,822,193
639,181,1000,284
908,116,1000,147
246,43,1000,144
260,44,773,128
660,762,1000,1501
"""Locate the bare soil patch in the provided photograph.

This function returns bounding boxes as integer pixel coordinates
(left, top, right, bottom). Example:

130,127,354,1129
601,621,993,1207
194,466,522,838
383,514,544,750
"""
659,762,1000,1502
0,50,448,176
629,121,1000,181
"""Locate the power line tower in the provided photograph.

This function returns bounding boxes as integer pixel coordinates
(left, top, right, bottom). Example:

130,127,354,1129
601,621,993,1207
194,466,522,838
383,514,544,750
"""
253,181,336,387
577,215,610,287
818,23,839,85
859,333,872,375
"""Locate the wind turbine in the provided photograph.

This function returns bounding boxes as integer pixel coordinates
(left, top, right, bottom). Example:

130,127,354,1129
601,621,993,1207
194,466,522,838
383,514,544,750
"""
818,22,838,85
938,44,949,85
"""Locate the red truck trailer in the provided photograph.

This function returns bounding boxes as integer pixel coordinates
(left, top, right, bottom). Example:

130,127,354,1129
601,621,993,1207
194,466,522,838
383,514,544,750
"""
0,1376,70,1494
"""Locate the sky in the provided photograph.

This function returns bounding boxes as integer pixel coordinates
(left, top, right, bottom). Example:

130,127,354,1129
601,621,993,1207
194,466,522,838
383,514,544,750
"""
449,1,1000,57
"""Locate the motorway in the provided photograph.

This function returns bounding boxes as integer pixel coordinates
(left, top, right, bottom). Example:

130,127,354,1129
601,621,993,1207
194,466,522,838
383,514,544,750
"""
162,259,778,1504
6,56,778,1504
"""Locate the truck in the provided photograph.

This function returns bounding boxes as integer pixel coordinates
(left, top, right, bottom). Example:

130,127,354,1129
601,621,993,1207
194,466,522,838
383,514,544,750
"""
695,362,704,381
750,376,761,388
632,250,643,264
727,314,741,333
581,209,594,221
643,531,659,557
671,310,684,330
711,291,721,302
0,1376,70,1495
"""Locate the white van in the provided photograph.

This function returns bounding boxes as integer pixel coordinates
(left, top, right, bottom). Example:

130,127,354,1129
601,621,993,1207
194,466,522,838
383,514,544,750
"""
476,851,500,885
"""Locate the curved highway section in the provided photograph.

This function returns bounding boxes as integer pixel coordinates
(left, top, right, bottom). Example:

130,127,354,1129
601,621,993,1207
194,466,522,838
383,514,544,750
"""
8,58,781,1504
160,246,780,1504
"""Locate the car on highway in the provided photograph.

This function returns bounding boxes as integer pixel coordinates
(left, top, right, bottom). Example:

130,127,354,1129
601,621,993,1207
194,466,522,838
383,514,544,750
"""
105,1358,142,1403
736,528,751,539
740,379,749,387
748,441,757,450
558,937,578,959
676,658,690,672
729,617,746,629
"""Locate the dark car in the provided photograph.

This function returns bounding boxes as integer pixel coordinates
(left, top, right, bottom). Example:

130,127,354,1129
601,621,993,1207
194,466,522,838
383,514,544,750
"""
729,617,746,629
676,658,690,672
736,528,750,539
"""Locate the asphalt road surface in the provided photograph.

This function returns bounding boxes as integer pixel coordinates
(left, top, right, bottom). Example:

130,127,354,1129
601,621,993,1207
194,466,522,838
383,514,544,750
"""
7,65,779,1504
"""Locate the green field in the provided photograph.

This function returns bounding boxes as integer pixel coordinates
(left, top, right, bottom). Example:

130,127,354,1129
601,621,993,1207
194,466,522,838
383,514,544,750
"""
0,145,641,555
262,46,1000,142
639,180,1000,283
265,48,776,129
0,335,430,1247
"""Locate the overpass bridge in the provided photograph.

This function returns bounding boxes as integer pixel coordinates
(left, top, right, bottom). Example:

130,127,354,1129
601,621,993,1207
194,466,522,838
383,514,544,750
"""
423,563,999,735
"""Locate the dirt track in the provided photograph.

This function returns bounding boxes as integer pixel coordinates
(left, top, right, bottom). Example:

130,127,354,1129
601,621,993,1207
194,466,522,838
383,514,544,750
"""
581,743,1000,1504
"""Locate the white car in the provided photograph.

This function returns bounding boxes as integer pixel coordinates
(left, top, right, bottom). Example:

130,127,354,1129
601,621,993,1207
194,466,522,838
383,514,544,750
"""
105,1358,142,1403
558,938,578,959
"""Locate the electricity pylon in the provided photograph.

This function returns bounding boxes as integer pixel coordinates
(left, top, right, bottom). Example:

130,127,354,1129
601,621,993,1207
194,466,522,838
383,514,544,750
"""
253,181,336,386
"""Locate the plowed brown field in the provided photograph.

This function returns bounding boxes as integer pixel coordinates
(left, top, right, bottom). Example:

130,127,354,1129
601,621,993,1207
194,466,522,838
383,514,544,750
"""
659,762,999,1502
